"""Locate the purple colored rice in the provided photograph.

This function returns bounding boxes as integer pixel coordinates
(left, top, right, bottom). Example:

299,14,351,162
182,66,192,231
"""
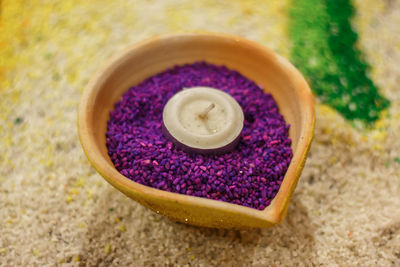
106,62,293,210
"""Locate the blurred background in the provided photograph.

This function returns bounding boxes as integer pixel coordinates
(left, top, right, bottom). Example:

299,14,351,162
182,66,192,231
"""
1,0,399,266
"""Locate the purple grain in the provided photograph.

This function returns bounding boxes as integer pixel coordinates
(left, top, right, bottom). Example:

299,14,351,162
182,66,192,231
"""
106,62,292,210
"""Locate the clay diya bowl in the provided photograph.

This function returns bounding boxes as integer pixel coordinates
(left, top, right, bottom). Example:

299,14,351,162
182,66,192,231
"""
78,33,314,228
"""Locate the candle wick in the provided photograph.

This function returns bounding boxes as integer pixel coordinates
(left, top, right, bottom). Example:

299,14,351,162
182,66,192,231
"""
198,103,215,119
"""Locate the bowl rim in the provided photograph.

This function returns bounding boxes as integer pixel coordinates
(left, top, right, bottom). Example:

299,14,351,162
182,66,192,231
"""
78,32,315,225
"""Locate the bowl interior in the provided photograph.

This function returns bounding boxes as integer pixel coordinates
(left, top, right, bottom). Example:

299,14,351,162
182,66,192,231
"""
79,34,314,228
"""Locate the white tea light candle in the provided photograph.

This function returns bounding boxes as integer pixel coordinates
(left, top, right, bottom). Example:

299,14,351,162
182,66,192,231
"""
162,87,244,154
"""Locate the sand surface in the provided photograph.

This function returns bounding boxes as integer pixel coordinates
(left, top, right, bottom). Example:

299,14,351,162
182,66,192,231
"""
1,1,399,266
